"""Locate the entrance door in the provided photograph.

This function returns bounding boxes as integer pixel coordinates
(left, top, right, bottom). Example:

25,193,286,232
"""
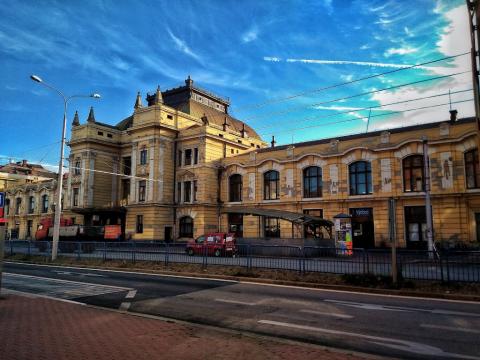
349,208,375,248
228,213,243,237
164,226,172,242
405,206,427,250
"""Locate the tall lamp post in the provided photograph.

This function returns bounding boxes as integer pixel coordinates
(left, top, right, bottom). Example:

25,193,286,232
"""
30,75,100,261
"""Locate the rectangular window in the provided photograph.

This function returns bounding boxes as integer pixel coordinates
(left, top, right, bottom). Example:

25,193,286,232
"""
121,179,130,201
194,148,199,164
178,150,182,167
28,196,35,214
73,188,79,207
264,217,280,238
185,149,192,166
123,157,131,175
97,131,103,136
465,149,480,189
177,182,182,203
167,114,173,120
15,198,21,215
193,180,198,201
136,215,143,233
138,180,146,202
74,159,81,175
5,199,10,215
140,149,148,165
107,133,113,138
42,195,49,213
27,220,33,238
184,181,191,203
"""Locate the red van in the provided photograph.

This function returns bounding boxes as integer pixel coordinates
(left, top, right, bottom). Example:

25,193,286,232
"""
185,233,237,257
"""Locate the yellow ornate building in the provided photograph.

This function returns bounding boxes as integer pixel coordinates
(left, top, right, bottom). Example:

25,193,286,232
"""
4,78,480,249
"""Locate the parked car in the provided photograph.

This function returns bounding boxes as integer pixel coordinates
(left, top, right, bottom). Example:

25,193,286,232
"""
185,233,237,257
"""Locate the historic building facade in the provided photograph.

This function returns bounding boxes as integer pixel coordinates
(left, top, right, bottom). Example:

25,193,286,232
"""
3,78,480,248
220,117,480,249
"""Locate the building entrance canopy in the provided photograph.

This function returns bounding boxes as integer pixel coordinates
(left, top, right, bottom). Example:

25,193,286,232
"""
222,207,333,227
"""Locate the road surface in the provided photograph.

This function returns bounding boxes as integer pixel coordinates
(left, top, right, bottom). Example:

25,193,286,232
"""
2,261,479,360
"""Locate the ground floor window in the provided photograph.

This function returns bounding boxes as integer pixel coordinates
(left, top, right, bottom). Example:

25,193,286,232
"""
228,213,243,237
303,209,323,238
349,208,375,248
405,206,427,250
179,216,193,238
264,216,280,238
26,220,33,238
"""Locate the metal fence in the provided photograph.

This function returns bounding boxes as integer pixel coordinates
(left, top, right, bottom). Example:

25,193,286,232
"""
3,240,480,283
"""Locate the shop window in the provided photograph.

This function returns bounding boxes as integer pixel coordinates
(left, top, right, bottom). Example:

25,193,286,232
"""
349,161,372,195
264,216,280,238
465,148,480,189
229,174,242,202
303,166,322,198
264,170,279,200
179,216,193,238
136,215,143,233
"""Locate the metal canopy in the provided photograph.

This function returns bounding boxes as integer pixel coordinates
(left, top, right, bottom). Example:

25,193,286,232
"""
222,207,333,227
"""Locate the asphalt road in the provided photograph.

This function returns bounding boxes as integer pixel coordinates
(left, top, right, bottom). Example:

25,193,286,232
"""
2,261,480,360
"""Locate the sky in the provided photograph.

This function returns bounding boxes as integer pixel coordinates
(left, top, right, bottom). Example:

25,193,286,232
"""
0,0,475,170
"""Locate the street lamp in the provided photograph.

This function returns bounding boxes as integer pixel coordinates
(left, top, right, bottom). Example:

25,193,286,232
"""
30,74,100,260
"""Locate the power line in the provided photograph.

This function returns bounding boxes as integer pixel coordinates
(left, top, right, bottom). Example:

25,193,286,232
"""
233,52,470,112
253,88,472,132
246,70,471,122
259,98,474,136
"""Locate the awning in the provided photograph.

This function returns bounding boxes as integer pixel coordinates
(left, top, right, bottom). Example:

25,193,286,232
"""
222,207,333,227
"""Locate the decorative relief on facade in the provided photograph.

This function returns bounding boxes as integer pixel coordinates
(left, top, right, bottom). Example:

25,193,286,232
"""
329,164,339,195
455,137,477,152
284,169,294,198
258,161,284,173
247,173,255,200
380,158,392,192
439,122,450,136
249,151,256,162
177,209,198,219
329,140,339,152
360,150,378,161
440,152,453,189
286,146,295,158
394,145,412,159
296,157,326,169
341,153,356,165
380,131,390,144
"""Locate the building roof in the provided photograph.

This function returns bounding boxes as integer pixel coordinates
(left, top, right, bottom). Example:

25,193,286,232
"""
0,160,56,178
257,117,476,153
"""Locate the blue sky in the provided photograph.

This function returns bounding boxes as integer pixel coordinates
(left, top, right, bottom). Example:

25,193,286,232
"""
0,0,474,170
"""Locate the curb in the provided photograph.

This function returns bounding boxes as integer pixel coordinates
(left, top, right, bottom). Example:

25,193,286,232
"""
5,259,480,302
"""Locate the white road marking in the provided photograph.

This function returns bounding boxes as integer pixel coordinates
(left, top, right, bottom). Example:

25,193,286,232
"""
53,270,107,278
125,290,137,299
325,299,480,317
299,309,353,319
258,320,480,359
421,324,480,334
119,302,131,311
215,298,258,306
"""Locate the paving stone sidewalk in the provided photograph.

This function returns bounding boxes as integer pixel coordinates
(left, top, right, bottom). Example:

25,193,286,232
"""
0,293,378,360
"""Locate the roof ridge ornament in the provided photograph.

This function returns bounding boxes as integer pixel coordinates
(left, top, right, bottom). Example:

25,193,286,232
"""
185,75,193,87
72,110,80,126
154,86,163,105
87,106,95,123
134,91,143,109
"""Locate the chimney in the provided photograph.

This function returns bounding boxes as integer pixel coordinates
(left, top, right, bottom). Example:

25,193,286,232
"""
271,135,276,148
449,109,458,122
22,159,28,167
241,123,247,138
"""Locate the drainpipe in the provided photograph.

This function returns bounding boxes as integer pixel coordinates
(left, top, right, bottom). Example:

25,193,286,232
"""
173,134,178,242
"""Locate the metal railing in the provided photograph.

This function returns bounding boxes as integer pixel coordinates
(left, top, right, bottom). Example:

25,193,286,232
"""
3,240,480,283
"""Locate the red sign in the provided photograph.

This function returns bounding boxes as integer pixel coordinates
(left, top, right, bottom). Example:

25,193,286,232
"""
104,225,122,240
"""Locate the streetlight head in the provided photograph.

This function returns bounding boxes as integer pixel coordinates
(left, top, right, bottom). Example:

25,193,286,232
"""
91,93,101,99
30,75,43,83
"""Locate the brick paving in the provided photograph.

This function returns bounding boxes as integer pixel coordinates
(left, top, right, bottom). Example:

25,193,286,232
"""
0,293,377,360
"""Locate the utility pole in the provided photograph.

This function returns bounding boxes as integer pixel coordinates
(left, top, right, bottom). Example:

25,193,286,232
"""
422,137,434,257
467,0,480,150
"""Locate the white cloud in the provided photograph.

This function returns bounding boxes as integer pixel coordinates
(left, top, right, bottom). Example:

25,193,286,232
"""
263,56,282,62
340,74,354,82
284,58,432,70
167,28,202,62
242,26,259,43
404,26,413,37
384,46,418,57
360,44,370,50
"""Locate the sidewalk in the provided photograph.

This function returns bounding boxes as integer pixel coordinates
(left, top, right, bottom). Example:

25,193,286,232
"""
0,292,377,360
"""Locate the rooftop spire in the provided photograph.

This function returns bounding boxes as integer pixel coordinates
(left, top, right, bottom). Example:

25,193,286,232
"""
154,86,163,105
87,106,96,123
271,135,276,148
134,91,143,109
185,75,193,87
72,110,80,126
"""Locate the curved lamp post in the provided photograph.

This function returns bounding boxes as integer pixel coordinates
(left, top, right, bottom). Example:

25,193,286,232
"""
30,75,100,260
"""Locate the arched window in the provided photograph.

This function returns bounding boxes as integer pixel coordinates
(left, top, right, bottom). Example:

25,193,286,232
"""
42,194,49,213
179,216,194,238
229,174,243,202
465,148,480,189
349,161,372,195
264,170,279,200
403,155,424,192
303,166,322,198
